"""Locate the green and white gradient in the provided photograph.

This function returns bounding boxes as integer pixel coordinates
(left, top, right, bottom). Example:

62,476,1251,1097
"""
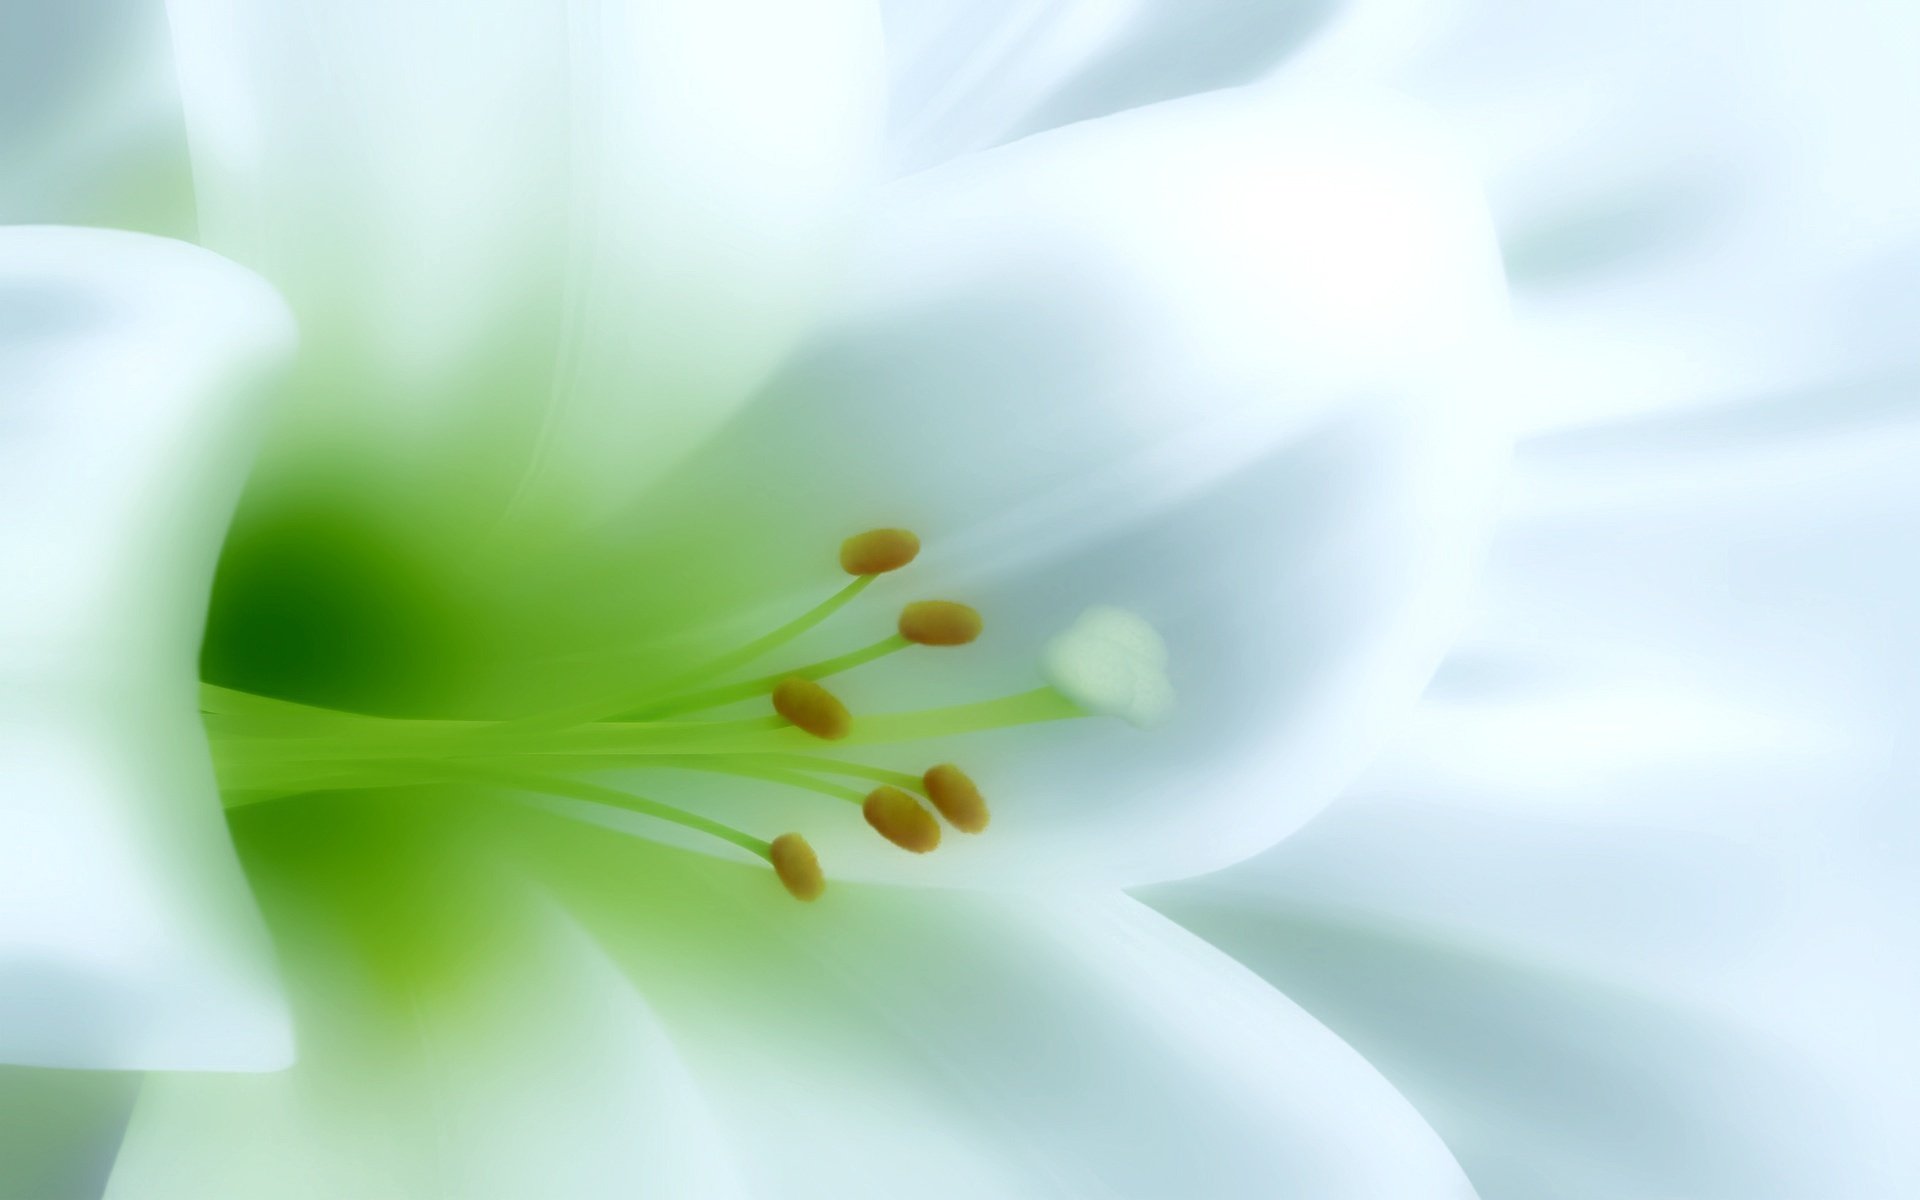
3,0,1914,1197
3,1,1508,1194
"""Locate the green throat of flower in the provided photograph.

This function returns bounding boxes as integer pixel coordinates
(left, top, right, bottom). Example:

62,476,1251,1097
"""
200,528,1166,902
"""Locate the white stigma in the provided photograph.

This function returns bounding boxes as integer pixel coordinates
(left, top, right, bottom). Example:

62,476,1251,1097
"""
1041,606,1173,728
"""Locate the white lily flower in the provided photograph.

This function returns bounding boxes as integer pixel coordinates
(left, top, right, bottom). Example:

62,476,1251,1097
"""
1,1,1511,1196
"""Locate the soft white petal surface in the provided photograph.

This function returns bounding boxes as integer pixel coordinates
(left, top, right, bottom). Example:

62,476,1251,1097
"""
0,0,194,237
1403,0,1920,433
1146,397,1920,1196
104,821,743,1200
594,83,1509,886
0,226,291,1069
514,810,1476,1199
878,0,1449,174
166,0,884,524
0,1066,137,1198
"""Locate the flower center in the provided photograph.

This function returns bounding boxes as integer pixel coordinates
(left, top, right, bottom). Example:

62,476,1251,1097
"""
200,529,1169,901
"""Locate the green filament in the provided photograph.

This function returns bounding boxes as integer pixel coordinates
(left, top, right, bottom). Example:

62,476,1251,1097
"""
200,539,1115,879
415,761,774,859
627,634,910,719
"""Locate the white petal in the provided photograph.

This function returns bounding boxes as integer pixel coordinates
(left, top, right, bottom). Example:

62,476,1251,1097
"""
0,226,291,1069
1145,397,1920,1196
1408,0,1920,433
519,812,1475,1199
1152,896,1859,1200
165,0,884,524
0,1065,136,1198
622,84,1508,886
0,0,195,237
104,815,744,1200
879,0,1443,174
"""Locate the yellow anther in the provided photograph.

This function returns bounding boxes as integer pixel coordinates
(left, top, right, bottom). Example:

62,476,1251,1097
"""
923,764,990,833
772,677,852,740
862,786,942,854
898,600,983,646
840,528,921,576
770,833,825,901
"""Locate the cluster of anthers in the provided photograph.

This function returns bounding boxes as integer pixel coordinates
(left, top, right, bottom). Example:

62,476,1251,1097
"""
200,529,1171,902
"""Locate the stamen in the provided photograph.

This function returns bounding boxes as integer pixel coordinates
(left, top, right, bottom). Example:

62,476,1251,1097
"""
547,575,877,728
214,684,1084,769
475,753,959,859
428,762,828,902
862,786,942,853
668,574,874,690
771,834,826,901
534,751,925,795
509,550,891,733
923,764,990,833
413,762,774,858
898,600,983,646
771,677,852,740
209,713,789,767
632,757,868,805
840,528,920,576
747,754,925,792
629,601,980,720
201,530,1173,904
631,635,910,720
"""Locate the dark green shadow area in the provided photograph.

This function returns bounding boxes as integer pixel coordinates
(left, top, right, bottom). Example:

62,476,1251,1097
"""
201,502,476,716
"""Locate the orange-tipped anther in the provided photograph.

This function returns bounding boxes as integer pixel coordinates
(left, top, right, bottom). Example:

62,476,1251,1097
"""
898,600,983,646
772,677,852,740
862,786,942,854
770,834,825,901
840,528,920,576
923,764,990,833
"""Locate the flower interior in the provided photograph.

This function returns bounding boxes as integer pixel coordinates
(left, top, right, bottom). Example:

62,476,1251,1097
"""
199,526,1163,900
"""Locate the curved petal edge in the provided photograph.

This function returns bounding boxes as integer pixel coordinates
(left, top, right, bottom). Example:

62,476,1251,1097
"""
0,225,294,1070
